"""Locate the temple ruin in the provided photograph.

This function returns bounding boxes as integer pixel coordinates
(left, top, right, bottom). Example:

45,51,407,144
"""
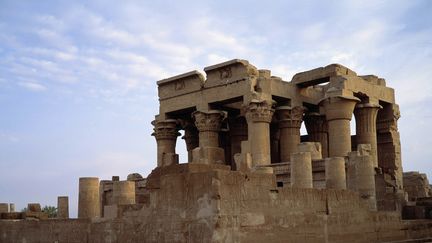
1,59,432,242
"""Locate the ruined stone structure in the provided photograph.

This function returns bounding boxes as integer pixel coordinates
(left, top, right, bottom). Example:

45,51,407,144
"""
1,59,432,242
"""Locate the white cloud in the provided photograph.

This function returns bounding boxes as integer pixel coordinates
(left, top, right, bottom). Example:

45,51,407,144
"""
18,81,47,92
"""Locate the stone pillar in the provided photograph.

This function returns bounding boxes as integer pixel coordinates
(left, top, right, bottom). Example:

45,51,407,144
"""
297,142,322,160
325,157,346,189
352,150,377,211
0,203,8,213
192,110,227,164
321,96,359,157
276,106,305,162
354,103,381,168
180,120,199,163
229,116,248,167
152,119,180,167
57,196,69,219
78,177,100,219
112,181,136,205
270,122,280,164
304,112,328,158
290,152,313,188
244,100,274,168
193,110,226,148
9,203,15,212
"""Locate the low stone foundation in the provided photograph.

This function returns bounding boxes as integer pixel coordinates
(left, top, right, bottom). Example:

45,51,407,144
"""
2,164,432,242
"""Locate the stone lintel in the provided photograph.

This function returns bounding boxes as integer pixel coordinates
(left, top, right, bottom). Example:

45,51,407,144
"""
292,63,357,87
359,75,386,87
157,70,204,86
203,59,258,89
157,71,205,100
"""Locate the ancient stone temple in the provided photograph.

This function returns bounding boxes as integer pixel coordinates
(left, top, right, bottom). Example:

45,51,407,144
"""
1,59,432,242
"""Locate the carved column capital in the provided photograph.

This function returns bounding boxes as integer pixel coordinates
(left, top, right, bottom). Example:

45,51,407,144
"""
151,119,180,140
244,100,274,123
275,106,305,128
192,110,227,132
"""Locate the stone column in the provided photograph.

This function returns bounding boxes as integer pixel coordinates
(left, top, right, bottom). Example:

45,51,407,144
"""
325,157,346,189
152,119,180,167
0,203,8,213
193,110,226,148
112,181,136,205
304,112,328,158
229,116,248,167
244,100,274,168
192,110,227,164
290,152,313,188
57,196,69,219
78,177,100,219
354,103,381,168
321,96,359,157
180,120,199,163
353,151,377,211
270,122,280,164
276,106,305,162
9,203,15,212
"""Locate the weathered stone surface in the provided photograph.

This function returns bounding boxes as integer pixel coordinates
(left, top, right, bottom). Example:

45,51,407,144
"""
404,171,431,201
57,196,69,219
78,177,100,219
0,203,8,213
298,142,322,160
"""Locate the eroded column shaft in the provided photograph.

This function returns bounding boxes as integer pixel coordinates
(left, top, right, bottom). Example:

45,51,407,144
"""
354,153,377,211
112,181,136,205
57,196,69,219
290,152,313,188
78,177,100,219
325,157,346,189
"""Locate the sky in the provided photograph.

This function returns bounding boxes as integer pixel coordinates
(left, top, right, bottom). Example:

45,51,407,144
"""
0,0,431,217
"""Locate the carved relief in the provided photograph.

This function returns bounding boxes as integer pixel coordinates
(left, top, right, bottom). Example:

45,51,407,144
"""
219,67,232,80
174,80,185,90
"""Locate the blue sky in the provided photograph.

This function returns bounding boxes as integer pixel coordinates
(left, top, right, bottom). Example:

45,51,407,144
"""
0,0,431,216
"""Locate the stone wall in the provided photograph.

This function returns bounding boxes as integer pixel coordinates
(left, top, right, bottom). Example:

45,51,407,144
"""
404,171,432,201
2,164,432,242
